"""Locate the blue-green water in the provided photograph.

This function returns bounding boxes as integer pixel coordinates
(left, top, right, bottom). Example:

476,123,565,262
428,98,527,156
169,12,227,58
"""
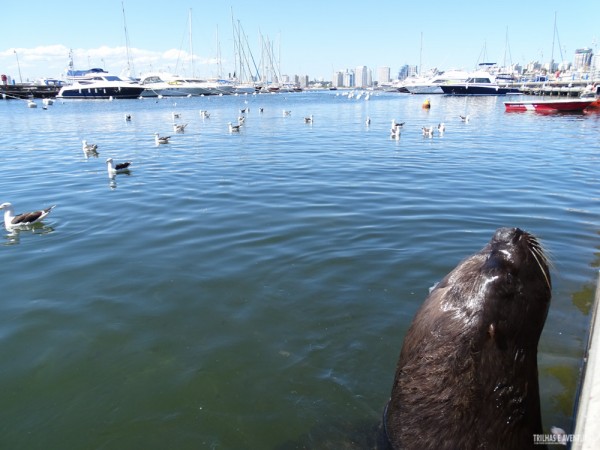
1,91,599,449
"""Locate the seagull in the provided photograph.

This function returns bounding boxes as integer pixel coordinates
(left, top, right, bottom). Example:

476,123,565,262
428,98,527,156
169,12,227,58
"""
199,110,210,119
422,126,434,137
391,119,405,130
259,107,264,113
125,114,132,122
304,114,313,124
460,115,470,123
82,140,98,153
438,123,446,134
365,116,371,126
154,133,171,145
172,112,181,120
106,158,132,177
228,122,241,133
173,123,188,133
240,108,249,114
390,125,401,140
282,110,291,117
1,202,56,229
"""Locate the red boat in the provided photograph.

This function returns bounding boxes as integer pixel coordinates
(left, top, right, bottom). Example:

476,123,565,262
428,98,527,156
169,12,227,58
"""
504,98,594,113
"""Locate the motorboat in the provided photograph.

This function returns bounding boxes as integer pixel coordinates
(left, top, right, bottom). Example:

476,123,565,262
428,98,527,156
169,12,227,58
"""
405,70,470,94
504,98,594,113
440,71,520,96
140,74,235,97
57,70,145,99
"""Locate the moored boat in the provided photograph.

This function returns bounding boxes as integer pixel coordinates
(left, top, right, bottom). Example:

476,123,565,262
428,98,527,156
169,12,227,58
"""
57,71,145,99
504,98,593,113
440,71,520,96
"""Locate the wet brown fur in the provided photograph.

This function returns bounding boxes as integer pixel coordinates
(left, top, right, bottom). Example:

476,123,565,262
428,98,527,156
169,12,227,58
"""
385,228,551,450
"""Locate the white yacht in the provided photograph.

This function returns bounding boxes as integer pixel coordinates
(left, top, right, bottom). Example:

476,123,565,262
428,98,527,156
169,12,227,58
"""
404,70,470,94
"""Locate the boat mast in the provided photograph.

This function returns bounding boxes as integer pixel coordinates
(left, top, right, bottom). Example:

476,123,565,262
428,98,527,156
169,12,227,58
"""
550,11,556,72
121,0,135,77
419,32,423,76
189,8,195,77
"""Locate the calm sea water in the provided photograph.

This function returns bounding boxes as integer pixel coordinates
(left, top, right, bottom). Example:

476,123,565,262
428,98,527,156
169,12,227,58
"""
1,91,599,449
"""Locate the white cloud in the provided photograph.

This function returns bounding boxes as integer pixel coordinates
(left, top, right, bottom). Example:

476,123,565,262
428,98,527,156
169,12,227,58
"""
0,45,229,81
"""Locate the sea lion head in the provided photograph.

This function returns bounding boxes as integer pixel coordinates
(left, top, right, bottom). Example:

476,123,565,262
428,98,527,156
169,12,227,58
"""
384,227,551,450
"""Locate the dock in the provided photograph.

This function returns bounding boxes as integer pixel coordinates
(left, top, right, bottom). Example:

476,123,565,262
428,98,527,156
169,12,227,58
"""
571,270,600,449
509,80,595,97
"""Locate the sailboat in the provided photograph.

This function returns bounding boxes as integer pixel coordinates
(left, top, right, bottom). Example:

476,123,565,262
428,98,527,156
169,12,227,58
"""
140,9,235,97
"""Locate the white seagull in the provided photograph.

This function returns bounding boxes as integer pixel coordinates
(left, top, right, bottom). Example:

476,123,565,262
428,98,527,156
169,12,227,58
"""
438,123,446,134
365,116,371,126
422,126,434,137
282,110,291,117
82,140,98,153
106,158,132,177
199,110,210,119
304,114,313,124
154,133,171,145
125,113,132,122
460,115,470,123
1,202,56,229
228,122,241,133
173,123,188,133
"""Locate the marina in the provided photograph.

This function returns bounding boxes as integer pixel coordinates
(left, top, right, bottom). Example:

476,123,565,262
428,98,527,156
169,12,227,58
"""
0,91,599,448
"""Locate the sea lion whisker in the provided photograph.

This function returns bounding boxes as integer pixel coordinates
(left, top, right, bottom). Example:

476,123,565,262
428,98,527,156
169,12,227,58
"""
529,246,552,290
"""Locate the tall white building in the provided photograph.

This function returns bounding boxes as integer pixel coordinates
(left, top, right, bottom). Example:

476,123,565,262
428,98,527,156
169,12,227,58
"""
573,48,593,71
332,71,344,88
355,65,368,88
377,67,390,84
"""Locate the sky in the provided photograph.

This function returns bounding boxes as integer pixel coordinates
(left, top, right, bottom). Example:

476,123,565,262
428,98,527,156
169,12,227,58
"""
0,0,598,83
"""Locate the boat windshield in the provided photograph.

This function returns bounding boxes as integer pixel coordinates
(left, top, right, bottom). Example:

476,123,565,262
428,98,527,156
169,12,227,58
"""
466,77,492,83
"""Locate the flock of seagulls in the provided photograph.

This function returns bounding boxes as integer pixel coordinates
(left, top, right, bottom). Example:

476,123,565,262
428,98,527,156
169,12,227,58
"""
6,102,472,232
387,115,469,141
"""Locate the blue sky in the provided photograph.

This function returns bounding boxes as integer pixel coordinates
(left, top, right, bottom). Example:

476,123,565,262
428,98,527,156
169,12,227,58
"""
0,0,597,82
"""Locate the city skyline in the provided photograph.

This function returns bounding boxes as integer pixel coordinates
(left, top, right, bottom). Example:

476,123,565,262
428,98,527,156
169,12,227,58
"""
0,1,598,83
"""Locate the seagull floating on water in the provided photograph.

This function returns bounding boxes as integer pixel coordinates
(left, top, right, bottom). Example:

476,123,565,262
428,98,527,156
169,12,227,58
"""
125,114,132,122
82,140,98,153
365,116,371,126
154,133,171,145
106,158,132,177
173,123,188,133
199,110,210,119
282,110,291,117
438,123,446,133
228,122,241,133
240,108,249,114
460,115,470,123
304,114,313,124
172,112,181,120
1,202,56,229
422,126,434,137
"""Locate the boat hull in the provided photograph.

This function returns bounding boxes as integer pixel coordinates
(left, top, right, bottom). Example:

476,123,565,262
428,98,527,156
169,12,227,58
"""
57,85,145,99
440,84,519,95
504,98,593,113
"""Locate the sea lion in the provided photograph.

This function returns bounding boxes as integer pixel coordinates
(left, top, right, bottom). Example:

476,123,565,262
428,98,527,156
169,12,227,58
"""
384,227,551,450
